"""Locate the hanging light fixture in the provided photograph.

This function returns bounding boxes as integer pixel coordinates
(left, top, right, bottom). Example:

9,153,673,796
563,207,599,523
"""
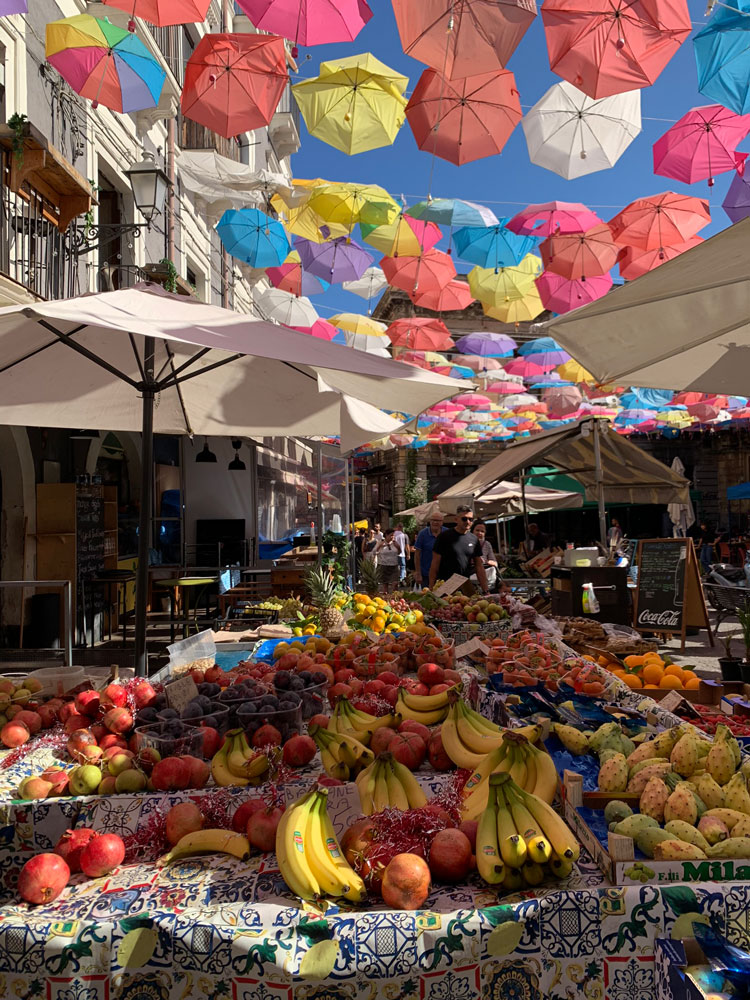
228,438,246,471
195,437,217,463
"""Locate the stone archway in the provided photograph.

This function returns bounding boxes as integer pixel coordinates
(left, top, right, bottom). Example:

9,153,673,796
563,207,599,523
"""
0,427,36,629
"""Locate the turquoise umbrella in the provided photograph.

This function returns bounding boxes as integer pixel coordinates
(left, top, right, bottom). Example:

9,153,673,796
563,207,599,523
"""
694,0,750,115
217,208,289,267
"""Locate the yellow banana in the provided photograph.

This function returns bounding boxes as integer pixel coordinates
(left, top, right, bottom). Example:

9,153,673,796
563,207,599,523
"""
245,751,272,779
315,790,367,903
495,783,526,868
383,756,410,810
461,745,514,822
549,853,574,878
527,744,559,805
399,684,460,713
396,691,449,725
372,760,391,813
505,783,542,847
475,783,505,884
521,861,545,886
463,743,511,797
507,746,528,789
357,759,379,815
211,739,249,787
441,706,486,770
455,702,506,754
161,828,250,864
460,703,502,734
226,732,255,778
275,790,321,901
502,866,525,891
304,794,350,899
521,747,537,795
390,757,427,809
515,783,580,863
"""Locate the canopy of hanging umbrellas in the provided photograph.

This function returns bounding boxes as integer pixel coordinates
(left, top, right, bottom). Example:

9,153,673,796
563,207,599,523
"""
38,0,750,449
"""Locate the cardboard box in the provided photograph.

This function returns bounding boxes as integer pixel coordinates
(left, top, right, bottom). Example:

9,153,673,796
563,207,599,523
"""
655,938,715,1000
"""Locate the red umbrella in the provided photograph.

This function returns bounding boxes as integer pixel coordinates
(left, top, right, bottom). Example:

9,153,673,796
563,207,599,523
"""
392,0,537,80
540,223,618,279
617,235,703,279
181,34,288,139
653,104,750,186
387,318,455,351
101,0,209,26
411,280,475,312
234,0,373,46
608,192,711,251
536,270,613,312
507,200,601,235
381,249,456,294
542,0,692,99
405,68,522,165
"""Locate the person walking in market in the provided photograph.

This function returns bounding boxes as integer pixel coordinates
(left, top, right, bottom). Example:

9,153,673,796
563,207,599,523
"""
393,521,409,584
375,528,401,593
415,511,445,588
428,505,488,592
470,519,499,592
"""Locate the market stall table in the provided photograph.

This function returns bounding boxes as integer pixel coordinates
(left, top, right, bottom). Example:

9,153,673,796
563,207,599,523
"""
153,576,218,641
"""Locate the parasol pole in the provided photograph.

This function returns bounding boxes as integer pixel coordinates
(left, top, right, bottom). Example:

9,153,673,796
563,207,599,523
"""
520,470,530,540
134,336,155,677
495,516,502,556
592,418,608,549
344,455,352,587
316,443,324,569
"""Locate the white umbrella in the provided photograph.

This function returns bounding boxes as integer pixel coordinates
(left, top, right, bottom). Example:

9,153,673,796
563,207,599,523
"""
0,284,468,672
177,151,294,212
344,330,392,357
667,456,696,537
522,82,642,180
342,266,388,301
257,288,319,327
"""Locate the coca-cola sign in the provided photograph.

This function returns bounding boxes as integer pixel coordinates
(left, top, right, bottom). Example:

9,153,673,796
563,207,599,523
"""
637,609,680,628
634,539,688,636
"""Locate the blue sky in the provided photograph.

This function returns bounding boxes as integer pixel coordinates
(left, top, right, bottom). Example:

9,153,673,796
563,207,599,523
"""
287,0,742,318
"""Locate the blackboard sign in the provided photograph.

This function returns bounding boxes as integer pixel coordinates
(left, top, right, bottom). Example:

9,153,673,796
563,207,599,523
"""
77,486,105,638
633,538,713,652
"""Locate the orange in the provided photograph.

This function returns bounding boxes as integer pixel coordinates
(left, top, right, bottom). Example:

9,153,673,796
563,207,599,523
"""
611,669,627,679
663,663,684,679
681,669,697,682
643,683,659,688
643,653,664,666
598,655,610,667
622,673,643,689
659,674,683,689
624,655,645,669
685,677,701,690
641,662,665,685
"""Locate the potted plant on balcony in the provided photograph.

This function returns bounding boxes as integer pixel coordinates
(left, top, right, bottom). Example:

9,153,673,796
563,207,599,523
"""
718,631,742,682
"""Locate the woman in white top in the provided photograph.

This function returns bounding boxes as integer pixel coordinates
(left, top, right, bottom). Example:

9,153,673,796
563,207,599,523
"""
375,528,400,593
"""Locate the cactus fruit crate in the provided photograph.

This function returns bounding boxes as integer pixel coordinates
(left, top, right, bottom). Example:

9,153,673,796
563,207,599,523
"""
563,771,750,886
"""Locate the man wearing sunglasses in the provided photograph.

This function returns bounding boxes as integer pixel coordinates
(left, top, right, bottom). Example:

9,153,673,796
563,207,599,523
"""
428,505,488,593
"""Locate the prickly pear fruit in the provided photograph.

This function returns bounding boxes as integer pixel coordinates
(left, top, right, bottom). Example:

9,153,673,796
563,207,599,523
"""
552,723,590,756
694,740,711,758
639,776,670,823
604,800,633,826
598,753,629,793
740,759,750,782
629,756,669,779
723,773,750,815
589,722,624,755
626,739,662,768
704,808,746,831
598,749,621,765
613,814,658,839
706,837,750,859
627,761,673,795
715,723,741,768
670,734,700,777
664,784,698,825
664,820,710,852
618,736,636,758
653,839,707,861
636,826,679,858
652,727,682,759
697,815,730,845
695,774,725,810
706,742,736,786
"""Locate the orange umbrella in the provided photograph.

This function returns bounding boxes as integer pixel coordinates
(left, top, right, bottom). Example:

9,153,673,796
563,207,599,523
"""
406,68,522,165
540,223,618,279
381,249,456,294
617,235,703,279
411,280,475,311
608,191,711,250
387,317,454,351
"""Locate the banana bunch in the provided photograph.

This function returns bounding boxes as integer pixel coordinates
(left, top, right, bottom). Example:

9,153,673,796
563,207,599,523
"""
211,729,274,787
461,732,558,821
327,696,399,745
356,752,427,814
442,700,545,772
309,723,374,781
476,773,579,890
161,828,251,864
395,685,458,725
276,787,366,903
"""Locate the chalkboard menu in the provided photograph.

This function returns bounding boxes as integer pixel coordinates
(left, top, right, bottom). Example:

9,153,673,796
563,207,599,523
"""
76,486,105,633
634,539,688,633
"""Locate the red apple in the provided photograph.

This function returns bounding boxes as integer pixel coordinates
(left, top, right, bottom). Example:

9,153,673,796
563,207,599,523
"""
378,671,400,687
181,755,210,788
74,690,101,718
417,662,445,687
102,683,128,708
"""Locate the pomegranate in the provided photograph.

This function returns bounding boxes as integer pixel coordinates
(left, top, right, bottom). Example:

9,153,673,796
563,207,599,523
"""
327,683,353,707
181,755,210,788
74,690,101,718
36,704,58,729
428,829,472,883
333,668,355,684
165,802,204,846
341,817,376,858
417,662,445,687
133,681,157,708
151,757,191,791
317,775,345,787
458,820,478,851
195,725,221,759
282,734,316,767
57,702,78,724
18,853,70,904
370,728,397,755
378,671,399,686
203,666,223,684
102,707,133,735
307,713,330,730
54,828,98,874
247,806,284,852
189,669,204,684
388,732,427,769
364,679,386,696
428,731,453,771
381,853,431,910
67,729,96,756
13,710,42,735
422,804,455,827
398,720,431,743
99,734,128,751
102,683,128,707
1,720,30,748
381,686,399,707
79,833,126,878
65,714,92,735
231,797,266,833
252,724,282,749
135,746,161,773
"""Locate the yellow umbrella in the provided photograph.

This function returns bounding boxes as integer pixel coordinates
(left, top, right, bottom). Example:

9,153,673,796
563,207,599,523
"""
305,181,400,232
292,53,408,155
468,254,541,307
360,213,435,255
271,180,350,243
557,359,594,382
329,313,388,337
483,287,545,323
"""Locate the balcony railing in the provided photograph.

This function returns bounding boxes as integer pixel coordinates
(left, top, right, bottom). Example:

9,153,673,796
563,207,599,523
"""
0,150,77,301
179,115,243,162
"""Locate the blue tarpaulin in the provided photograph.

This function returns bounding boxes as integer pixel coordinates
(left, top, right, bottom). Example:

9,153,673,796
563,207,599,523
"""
728,482,750,500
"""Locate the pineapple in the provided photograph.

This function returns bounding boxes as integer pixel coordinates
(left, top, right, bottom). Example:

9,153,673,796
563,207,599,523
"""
358,558,382,598
304,566,345,637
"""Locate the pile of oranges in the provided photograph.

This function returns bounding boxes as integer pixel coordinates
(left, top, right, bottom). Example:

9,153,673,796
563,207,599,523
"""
604,652,700,691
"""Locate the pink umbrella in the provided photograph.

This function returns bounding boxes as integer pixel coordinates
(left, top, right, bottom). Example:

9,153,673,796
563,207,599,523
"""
540,224,618,279
608,192,711,250
235,0,373,46
542,0,692,100
452,392,493,408
536,270,613,313
653,105,750,186
290,320,343,341
411,280,475,312
544,384,583,415
457,355,506,372
687,402,721,421
504,357,555,377
617,235,703,280
486,380,526,394
387,317,454,351
507,200,601,235
397,350,433,368
430,400,463,413
381,249,456,294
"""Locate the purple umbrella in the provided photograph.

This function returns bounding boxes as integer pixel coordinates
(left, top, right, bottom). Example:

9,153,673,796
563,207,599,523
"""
454,332,517,357
294,236,373,285
723,169,750,222
0,0,27,11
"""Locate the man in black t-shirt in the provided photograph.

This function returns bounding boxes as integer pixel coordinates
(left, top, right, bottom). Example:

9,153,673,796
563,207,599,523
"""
428,505,488,592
